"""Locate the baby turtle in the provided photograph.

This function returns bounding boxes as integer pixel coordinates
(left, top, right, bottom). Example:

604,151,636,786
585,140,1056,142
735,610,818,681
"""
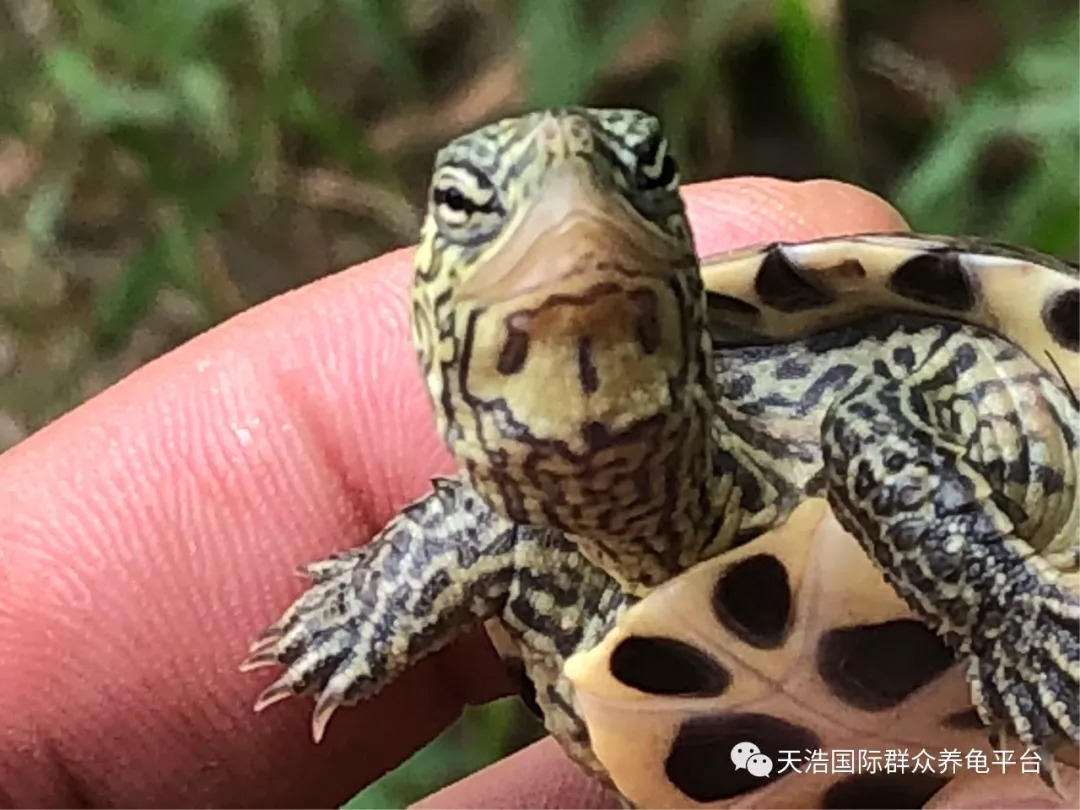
242,108,1080,805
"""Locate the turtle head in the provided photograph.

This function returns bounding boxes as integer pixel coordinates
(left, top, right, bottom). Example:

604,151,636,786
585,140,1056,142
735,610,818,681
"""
411,108,716,588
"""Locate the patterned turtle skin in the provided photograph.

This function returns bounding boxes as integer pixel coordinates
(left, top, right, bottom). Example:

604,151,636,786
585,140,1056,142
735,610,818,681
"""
240,107,1080,805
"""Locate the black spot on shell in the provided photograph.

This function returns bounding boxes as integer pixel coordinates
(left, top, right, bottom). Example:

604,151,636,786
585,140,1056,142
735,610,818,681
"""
712,554,792,648
707,291,761,319
610,636,731,695
817,620,954,710
577,336,599,394
1043,288,1079,352
887,252,976,311
666,713,821,802
497,318,530,375
822,773,948,808
754,248,837,311
944,707,986,730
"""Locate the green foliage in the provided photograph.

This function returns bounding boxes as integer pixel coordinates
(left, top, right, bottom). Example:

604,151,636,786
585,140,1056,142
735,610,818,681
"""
341,0,425,101
345,698,542,809
5,0,1076,426
894,17,1080,255
7,0,405,356
776,0,855,173
518,0,665,107
656,0,747,173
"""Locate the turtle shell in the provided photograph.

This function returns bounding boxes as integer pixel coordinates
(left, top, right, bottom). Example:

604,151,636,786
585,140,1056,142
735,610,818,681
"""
697,234,1079,396
565,499,1080,808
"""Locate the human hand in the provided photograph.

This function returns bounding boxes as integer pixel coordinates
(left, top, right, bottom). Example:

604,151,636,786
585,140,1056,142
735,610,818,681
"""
1,177,1073,808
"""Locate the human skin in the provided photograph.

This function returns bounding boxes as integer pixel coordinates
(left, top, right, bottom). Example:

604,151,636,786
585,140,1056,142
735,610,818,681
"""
0,177,1074,808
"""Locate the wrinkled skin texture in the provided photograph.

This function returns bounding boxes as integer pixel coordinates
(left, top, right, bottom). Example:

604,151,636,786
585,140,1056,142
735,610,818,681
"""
1,177,1072,808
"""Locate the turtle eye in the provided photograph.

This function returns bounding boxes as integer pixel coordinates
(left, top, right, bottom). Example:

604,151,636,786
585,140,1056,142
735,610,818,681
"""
433,185,473,213
635,135,678,191
431,166,502,233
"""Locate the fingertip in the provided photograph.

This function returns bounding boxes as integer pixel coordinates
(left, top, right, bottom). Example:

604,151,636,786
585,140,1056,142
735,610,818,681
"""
0,243,472,807
683,176,910,256
413,738,621,810
925,764,1079,809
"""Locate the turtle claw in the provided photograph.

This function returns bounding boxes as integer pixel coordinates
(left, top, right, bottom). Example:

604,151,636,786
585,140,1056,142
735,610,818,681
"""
238,648,282,672
246,629,284,655
984,722,1070,797
1039,762,1058,795
294,560,322,578
250,644,368,742
239,626,287,670
253,680,300,712
244,483,506,743
297,558,347,581
1032,743,1067,798
242,547,395,736
312,689,346,743
987,726,1007,751
297,548,369,582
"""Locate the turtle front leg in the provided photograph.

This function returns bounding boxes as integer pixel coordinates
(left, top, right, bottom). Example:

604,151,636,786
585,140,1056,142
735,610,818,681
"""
241,476,519,741
820,373,1080,786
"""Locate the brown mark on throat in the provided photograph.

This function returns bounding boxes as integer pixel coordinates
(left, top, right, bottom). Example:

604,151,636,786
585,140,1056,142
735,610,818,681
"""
577,336,600,393
631,289,662,354
496,312,532,375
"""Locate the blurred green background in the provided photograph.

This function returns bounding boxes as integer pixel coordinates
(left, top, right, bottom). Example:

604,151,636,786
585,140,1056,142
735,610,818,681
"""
1,0,1076,806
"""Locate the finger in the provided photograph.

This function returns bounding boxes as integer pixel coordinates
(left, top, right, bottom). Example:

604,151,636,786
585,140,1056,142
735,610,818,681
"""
0,244,506,808
685,176,907,251
926,762,1080,809
413,738,621,809
0,177,907,808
